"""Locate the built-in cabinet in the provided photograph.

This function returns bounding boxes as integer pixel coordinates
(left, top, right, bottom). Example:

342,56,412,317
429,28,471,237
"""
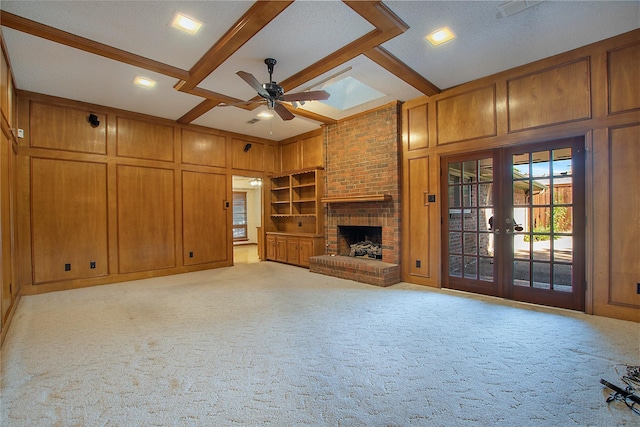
265,168,325,267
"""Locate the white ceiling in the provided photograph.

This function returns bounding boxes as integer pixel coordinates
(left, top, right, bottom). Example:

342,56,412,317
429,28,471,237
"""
1,1,638,141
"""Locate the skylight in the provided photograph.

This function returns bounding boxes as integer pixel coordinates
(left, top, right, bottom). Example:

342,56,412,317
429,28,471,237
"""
318,76,385,111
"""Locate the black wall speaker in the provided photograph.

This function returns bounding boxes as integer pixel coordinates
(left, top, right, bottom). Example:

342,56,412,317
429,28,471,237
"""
88,113,100,128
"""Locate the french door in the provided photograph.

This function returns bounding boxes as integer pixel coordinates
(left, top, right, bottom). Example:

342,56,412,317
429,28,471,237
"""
442,137,585,311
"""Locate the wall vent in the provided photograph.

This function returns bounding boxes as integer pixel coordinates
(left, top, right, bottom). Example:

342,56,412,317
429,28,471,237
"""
246,118,260,124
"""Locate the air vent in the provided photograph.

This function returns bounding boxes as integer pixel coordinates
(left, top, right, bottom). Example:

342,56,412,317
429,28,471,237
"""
497,0,545,18
246,118,260,124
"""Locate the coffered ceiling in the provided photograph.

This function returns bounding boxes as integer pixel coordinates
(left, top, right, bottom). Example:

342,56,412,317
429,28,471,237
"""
1,1,638,141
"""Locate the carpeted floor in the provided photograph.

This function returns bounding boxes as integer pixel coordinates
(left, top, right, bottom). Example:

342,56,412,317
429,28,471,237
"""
1,261,638,426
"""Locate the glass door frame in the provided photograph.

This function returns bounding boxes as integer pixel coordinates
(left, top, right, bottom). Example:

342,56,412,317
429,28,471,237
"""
441,137,586,311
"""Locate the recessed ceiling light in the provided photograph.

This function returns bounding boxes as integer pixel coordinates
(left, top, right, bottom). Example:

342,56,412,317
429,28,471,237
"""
257,111,274,119
133,76,157,89
426,27,456,46
171,12,203,35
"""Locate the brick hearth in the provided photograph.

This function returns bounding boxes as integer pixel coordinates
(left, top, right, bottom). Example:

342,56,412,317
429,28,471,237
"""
310,255,400,287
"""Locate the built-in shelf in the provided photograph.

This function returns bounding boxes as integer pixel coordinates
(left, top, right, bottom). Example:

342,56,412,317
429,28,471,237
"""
321,194,392,203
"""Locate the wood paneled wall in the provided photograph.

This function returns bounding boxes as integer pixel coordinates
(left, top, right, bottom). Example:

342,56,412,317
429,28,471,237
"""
14,92,277,295
278,129,323,173
401,29,640,322
1,36,18,345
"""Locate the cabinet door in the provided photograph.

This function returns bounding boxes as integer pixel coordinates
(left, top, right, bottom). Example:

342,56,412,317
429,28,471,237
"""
298,238,314,267
276,237,287,262
266,235,277,260
286,238,299,264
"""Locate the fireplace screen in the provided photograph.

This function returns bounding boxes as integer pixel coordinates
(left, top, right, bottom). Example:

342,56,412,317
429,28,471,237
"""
338,225,383,259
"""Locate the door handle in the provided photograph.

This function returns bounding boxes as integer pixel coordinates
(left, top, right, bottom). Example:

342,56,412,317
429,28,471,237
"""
494,228,500,234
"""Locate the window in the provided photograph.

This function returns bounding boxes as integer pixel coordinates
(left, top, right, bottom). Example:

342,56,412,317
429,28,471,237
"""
233,192,248,241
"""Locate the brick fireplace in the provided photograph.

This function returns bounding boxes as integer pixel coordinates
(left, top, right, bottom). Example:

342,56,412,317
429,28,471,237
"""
309,102,401,286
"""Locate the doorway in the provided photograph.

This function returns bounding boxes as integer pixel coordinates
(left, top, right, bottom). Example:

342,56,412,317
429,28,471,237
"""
232,176,262,264
441,137,585,311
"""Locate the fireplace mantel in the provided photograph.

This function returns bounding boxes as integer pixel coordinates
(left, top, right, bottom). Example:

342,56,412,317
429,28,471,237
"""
320,194,392,204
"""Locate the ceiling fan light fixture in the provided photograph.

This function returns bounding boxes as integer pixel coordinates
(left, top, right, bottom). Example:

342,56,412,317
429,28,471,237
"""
171,12,203,35
426,27,456,46
257,111,273,119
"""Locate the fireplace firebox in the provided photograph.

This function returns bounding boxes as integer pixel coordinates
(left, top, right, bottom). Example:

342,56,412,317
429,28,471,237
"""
338,225,382,259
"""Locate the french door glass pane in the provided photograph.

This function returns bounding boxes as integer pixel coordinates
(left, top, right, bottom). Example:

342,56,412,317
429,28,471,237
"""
511,146,575,293
532,151,550,178
450,255,462,277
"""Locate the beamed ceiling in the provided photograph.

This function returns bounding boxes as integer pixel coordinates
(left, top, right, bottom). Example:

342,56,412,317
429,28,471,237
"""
1,1,638,140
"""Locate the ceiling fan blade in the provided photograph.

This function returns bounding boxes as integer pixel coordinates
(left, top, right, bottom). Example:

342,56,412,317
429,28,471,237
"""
273,102,295,121
236,71,270,98
279,90,330,102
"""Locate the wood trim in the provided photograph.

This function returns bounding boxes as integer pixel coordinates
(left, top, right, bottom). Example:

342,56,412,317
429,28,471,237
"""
0,11,189,81
281,105,337,125
180,1,294,91
177,99,222,125
174,0,425,124
321,194,391,203
365,46,440,96
343,1,409,33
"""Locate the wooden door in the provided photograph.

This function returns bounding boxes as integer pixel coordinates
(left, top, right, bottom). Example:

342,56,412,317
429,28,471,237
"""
442,151,499,296
504,138,585,311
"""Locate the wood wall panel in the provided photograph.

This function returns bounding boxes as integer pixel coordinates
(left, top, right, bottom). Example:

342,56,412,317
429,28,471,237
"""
301,134,323,169
508,59,591,132
407,156,430,277
116,117,174,161
1,52,7,121
0,129,11,320
608,42,640,114
232,138,263,171
407,103,428,151
609,124,640,308
266,143,277,174
117,165,175,273
182,171,228,266
30,102,107,154
436,85,496,145
280,140,299,172
31,158,108,283
181,129,226,167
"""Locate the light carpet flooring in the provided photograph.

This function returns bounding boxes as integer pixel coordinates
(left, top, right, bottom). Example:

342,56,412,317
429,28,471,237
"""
1,261,638,426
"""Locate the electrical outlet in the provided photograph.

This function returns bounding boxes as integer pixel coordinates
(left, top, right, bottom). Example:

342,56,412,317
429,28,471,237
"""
637,283,640,295
65,263,71,271
189,251,194,258
416,260,421,268
298,222,302,227
90,261,96,269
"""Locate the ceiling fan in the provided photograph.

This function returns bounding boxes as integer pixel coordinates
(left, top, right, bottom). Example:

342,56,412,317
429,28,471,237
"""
233,58,330,121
